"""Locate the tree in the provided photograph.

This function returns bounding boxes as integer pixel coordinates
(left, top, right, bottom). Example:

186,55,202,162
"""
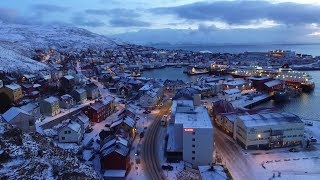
0,92,11,113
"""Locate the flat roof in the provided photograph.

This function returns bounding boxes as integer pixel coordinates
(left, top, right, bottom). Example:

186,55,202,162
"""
175,106,213,129
239,112,303,127
224,88,241,95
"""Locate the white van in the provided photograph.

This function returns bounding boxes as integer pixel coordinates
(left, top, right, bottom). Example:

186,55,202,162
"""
161,115,167,126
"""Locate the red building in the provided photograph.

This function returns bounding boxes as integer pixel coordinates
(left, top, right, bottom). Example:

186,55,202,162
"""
247,76,273,91
100,136,130,171
83,96,115,123
263,79,284,92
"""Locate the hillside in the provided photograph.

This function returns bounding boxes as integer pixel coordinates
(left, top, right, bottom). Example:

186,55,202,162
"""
0,122,99,179
0,23,122,73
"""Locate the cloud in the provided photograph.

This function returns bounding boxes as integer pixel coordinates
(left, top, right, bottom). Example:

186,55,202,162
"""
109,18,151,27
0,7,41,25
153,1,320,25
85,8,140,18
32,4,69,13
72,15,105,27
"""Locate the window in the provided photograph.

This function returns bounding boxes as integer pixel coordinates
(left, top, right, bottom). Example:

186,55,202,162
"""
64,131,68,134
29,121,34,126
192,151,195,154
192,138,195,141
192,132,195,135
192,144,195,147
192,157,195,160
62,137,65,140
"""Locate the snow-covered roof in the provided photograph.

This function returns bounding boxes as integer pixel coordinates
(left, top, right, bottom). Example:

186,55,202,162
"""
44,96,59,103
63,75,74,80
67,121,81,133
2,107,30,122
101,143,129,157
238,112,303,128
23,74,36,79
264,79,283,87
33,84,41,88
61,94,73,100
103,170,126,178
75,88,86,94
20,103,38,112
5,83,21,90
74,113,89,125
90,101,104,111
101,96,114,105
223,88,241,95
223,79,246,86
101,136,128,152
175,106,213,129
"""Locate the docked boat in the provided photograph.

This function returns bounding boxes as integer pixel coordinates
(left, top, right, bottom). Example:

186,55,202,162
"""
273,89,289,102
186,67,209,75
230,65,315,92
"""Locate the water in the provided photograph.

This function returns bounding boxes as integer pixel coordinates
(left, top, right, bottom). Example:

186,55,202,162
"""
152,44,320,56
142,67,320,121
142,67,201,82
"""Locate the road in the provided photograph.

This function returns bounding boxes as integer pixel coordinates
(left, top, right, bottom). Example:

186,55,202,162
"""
142,102,171,180
215,128,260,180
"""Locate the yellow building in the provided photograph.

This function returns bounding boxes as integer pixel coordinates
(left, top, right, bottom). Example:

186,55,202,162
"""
0,83,23,103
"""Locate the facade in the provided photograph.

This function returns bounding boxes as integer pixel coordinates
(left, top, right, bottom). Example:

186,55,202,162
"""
40,96,60,116
1,107,36,132
263,79,284,92
20,103,42,121
164,80,186,93
85,83,100,100
71,88,87,104
220,88,241,101
110,116,136,139
0,83,23,103
167,99,214,168
83,96,115,123
73,113,90,133
223,78,251,91
139,87,163,109
60,75,75,90
58,121,83,144
235,112,304,149
59,94,75,109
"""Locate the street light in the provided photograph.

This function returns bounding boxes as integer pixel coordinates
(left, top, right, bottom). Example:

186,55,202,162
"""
257,134,261,138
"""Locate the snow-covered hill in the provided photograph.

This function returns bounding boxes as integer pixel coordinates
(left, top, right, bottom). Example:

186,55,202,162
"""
0,23,122,73
0,122,99,179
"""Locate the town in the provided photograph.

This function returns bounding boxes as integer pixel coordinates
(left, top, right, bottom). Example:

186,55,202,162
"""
1,42,320,180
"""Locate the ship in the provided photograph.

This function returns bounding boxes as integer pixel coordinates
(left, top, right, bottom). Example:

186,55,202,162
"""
230,64,315,92
186,67,209,75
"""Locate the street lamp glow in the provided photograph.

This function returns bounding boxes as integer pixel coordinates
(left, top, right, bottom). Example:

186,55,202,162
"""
257,134,261,138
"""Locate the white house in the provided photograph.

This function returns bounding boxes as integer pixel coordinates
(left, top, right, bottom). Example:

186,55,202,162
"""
1,107,36,132
73,113,90,133
139,87,163,109
58,121,83,144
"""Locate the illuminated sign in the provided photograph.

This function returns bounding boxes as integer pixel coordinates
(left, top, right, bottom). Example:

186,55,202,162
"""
184,128,194,132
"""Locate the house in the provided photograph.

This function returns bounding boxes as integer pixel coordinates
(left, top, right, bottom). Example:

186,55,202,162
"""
85,83,100,100
40,96,60,116
223,78,251,91
71,88,87,104
139,88,163,109
110,116,136,139
73,113,90,133
59,94,75,109
20,74,37,83
20,103,42,121
1,107,36,132
100,136,130,171
58,121,83,144
263,79,284,92
60,75,75,90
83,96,115,123
21,84,35,95
164,79,186,93
0,83,23,103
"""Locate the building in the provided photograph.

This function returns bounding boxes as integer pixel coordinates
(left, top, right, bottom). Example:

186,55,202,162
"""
20,103,42,121
167,99,214,168
71,88,87,104
1,107,36,132
40,96,60,116
0,83,23,103
85,83,100,100
58,121,83,144
263,79,284,92
83,96,115,123
219,88,241,101
59,94,75,109
20,74,37,83
100,135,130,171
0,79,3,88
73,113,90,133
235,112,304,149
223,78,251,91
60,75,75,90
164,80,186,93
110,116,136,139
139,87,163,109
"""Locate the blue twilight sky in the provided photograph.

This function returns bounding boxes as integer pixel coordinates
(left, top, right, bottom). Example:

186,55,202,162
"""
1,0,320,44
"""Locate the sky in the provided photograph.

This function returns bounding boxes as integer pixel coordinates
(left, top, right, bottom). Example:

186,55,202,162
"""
1,0,320,44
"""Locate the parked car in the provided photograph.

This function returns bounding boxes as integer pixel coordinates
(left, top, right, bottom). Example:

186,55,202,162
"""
135,116,140,120
310,137,317,142
85,128,93,133
289,148,299,152
139,132,145,139
162,165,173,171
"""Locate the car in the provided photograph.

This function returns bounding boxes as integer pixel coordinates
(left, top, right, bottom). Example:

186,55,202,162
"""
139,132,145,139
310,137,317,142
105,124,110,127
289,148,299,152
143,111,148,114
135,116,140,120
161,165,173,171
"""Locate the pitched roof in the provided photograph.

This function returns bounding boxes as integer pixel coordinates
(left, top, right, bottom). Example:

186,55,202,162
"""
101,143,129,157
20,103,38,112
2,107,30,122
5,83,21,90
44,96,59,103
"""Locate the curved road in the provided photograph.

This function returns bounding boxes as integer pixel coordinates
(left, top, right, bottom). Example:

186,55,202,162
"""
143,102,171,180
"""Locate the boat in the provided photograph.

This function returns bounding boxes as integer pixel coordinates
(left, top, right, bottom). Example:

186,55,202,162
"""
229,65,315,92
273,89,289,102
186,67,209,75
